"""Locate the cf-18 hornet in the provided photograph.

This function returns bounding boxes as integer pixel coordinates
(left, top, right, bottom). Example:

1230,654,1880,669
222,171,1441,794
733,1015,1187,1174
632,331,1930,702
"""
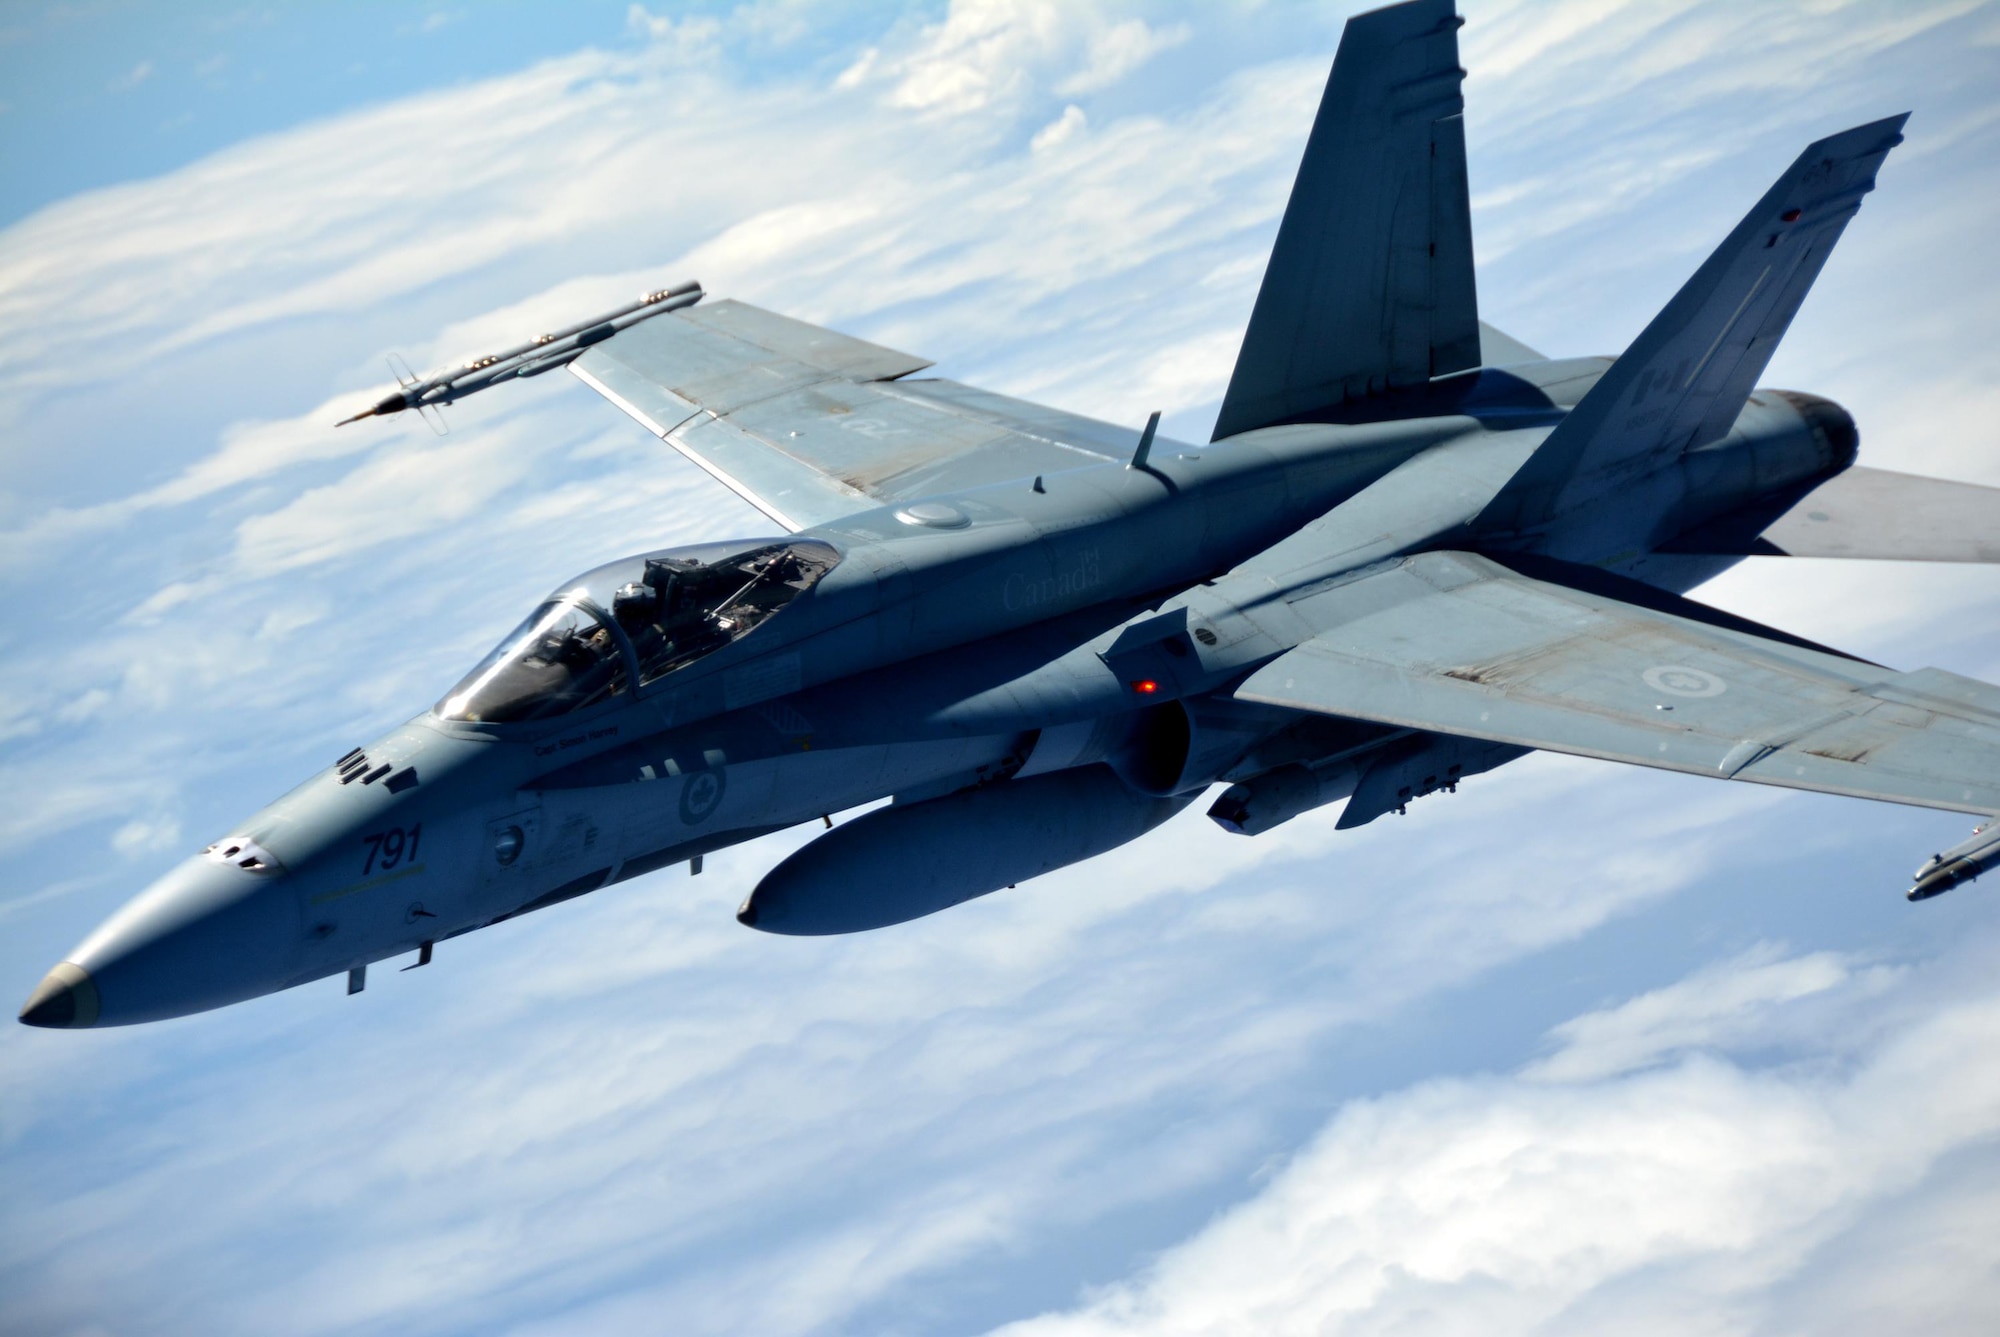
23,0,2000,1029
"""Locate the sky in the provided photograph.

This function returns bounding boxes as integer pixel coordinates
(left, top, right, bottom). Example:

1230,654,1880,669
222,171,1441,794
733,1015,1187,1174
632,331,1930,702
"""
3,1,2000,1334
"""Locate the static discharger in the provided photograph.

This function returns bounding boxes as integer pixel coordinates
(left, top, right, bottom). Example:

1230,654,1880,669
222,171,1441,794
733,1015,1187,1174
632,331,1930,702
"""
335,280,704,430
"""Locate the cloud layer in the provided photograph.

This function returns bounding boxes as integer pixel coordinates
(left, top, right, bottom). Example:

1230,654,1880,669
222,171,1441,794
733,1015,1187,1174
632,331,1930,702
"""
993,928,2000,1336
2,2,1999,1334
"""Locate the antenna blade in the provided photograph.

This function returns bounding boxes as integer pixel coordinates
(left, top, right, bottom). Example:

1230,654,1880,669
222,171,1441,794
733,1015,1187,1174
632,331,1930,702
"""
1129,410,1162,470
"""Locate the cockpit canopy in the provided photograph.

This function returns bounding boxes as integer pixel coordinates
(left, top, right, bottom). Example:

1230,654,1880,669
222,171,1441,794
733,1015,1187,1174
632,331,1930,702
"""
437,538,840,724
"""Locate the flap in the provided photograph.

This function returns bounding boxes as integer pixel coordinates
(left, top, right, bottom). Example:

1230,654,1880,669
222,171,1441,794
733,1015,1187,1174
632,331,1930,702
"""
1235,550,2000,816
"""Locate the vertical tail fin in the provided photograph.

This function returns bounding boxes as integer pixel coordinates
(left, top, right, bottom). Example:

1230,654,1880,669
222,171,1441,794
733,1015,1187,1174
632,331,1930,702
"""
1478,115,1908,536
1213,0,1478,441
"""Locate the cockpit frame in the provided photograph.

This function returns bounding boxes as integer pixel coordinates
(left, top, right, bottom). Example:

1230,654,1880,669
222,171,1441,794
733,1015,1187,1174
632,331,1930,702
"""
435,538,841,727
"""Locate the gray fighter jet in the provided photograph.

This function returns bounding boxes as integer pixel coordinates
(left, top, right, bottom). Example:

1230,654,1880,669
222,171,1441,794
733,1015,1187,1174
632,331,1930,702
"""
23,0,2000,1029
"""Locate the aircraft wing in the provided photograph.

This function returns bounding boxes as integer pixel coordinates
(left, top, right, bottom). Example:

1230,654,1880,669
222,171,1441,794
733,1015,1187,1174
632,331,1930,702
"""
1234,550,2000,816
571,299,1141,530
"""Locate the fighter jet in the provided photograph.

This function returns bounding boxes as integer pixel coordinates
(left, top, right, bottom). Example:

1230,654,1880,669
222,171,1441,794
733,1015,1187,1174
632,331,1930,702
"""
23,0,2000,1029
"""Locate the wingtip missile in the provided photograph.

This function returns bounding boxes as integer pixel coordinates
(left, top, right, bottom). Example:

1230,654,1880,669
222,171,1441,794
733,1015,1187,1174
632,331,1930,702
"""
335,391,414,426
1907,820,2000,901
332,278,702,426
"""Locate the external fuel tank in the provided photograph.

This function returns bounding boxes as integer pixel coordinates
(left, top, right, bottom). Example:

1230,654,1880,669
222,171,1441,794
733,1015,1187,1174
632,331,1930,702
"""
737,766,1188,935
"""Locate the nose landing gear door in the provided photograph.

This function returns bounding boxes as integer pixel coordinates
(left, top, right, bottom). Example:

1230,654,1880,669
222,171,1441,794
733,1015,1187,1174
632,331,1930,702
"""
482,806,542,890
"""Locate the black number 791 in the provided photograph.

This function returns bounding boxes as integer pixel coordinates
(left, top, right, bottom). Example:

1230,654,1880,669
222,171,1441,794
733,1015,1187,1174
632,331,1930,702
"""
361,823,422,875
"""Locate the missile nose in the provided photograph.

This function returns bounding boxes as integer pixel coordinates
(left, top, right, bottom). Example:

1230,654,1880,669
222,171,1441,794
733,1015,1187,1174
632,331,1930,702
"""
1908,863,1965,902
18,962,100,1029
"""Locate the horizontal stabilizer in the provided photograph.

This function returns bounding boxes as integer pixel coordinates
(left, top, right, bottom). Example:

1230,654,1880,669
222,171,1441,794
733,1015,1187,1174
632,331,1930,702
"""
1667,465,2000,562
1480,115,1907,534
1238,550,2000,817
1213,0,1478,439
1478,321,1546,367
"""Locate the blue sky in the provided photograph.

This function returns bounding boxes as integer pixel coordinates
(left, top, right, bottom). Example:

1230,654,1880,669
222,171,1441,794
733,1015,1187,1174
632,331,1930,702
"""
4,2,2000,1334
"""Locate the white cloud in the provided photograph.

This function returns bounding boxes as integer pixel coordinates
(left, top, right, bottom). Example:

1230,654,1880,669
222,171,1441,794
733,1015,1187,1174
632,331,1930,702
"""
624,4,722,51
1457,0,1984,274
229,431,531,575
988,942,2000,1337
111,815,182,857
109,58,153,92
1525,944,1863,1083
1031,103,1087,152
839,0,1188,115
875,0,1069,114
1054,18,1189,97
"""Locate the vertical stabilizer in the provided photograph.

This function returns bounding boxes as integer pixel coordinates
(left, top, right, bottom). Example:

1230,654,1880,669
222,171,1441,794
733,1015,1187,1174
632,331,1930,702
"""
1478,115,1907,535
1213,0,1478,441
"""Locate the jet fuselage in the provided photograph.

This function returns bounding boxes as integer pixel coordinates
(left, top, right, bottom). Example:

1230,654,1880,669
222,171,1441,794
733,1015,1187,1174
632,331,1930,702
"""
25,387,1847,1026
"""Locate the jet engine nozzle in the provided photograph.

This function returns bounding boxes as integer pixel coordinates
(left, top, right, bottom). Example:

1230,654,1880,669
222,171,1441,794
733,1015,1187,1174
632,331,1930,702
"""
1771,389,1860,471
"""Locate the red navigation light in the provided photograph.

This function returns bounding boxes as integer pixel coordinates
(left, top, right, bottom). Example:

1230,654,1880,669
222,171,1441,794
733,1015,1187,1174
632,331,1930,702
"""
1780,208,1802,223
1131,679,1159,695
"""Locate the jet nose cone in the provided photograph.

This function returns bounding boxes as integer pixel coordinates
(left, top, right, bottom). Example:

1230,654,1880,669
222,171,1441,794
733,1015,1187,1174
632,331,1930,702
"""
18,962,100,1029
46,855,305,1027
